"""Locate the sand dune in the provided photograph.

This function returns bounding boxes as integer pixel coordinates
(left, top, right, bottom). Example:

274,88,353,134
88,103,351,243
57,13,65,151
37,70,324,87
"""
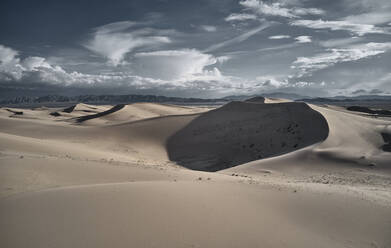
264,97,292,103
225,104,391,189
167,101,328,171
70,102,209,125
1,101,390,248
63,103,110,114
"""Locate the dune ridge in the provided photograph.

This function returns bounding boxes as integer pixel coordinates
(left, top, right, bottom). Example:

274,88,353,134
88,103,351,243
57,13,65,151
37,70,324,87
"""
70,102,209,125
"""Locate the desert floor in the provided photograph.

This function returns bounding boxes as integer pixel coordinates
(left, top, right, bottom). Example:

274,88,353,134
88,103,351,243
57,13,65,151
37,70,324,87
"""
1,99,390,248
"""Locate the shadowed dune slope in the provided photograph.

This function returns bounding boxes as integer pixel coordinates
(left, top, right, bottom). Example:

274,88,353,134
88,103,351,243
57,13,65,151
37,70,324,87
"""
244,96,265,103
225,104,391,176
167,101,329,171
63,103,110,114
75,104,125,123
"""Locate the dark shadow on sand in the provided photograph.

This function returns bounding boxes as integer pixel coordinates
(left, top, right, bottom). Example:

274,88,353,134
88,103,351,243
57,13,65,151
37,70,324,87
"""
167,101,329,172
75,104,125,123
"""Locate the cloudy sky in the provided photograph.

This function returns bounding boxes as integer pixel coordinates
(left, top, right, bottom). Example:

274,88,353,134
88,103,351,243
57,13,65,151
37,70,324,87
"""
1,0,391,98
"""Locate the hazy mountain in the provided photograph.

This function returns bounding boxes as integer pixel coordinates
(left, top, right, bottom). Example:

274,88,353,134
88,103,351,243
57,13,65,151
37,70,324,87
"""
223,92,309,101
297,95,391,102
0,94,227,107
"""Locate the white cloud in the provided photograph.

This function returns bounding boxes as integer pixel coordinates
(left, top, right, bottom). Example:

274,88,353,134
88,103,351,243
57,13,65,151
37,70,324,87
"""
21,56,53,71
84,21,172,66
225,13,257,22
0,44,241,95
292,81,315,87
133,49,222,81
254,75,318,90
0,44,77,84
239,0,324,19
240,0,296,18
295,35,312,43
291,19,385,36
0,45,19,64
292,42,391,75
269,35,291,39
292,8,324,16
255,75,288,88
200,25,217,32
0,45,22,80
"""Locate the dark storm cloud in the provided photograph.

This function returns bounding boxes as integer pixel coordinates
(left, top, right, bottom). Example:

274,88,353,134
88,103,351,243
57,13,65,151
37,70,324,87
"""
1,0,391,98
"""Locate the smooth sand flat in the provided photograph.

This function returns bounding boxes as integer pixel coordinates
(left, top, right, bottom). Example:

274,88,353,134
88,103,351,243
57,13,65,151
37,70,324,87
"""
1,181,390,248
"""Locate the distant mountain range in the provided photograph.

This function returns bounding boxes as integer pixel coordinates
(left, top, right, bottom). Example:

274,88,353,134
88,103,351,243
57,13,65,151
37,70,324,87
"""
1,93,390,107
223,92,308,101
0,94,226,106
297,95,391,102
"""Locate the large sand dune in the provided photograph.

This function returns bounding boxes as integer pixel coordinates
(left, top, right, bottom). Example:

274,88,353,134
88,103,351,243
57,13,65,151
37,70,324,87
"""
227,104,391,175
0,100,390,248
167,101,328,171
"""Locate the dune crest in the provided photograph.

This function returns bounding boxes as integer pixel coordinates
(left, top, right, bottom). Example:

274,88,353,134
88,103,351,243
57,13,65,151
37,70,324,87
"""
63,103,109,114
71,102,209,125
75,104,126,123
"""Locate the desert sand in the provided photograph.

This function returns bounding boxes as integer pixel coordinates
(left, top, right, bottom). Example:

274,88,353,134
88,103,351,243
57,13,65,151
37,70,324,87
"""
0,99,390,248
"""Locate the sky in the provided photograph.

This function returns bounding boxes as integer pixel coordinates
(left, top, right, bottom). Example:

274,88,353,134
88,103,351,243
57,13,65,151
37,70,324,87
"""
0,0,391,98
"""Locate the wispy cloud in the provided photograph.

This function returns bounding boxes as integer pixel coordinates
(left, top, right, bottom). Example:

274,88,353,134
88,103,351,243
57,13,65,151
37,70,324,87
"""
292,42,391,75
291,19,385,36
221,43,299,56
319,37,363,48
225,13,257,22
343,11,391,25
269,35,291,39
204,23,271,52
84,21,172,66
